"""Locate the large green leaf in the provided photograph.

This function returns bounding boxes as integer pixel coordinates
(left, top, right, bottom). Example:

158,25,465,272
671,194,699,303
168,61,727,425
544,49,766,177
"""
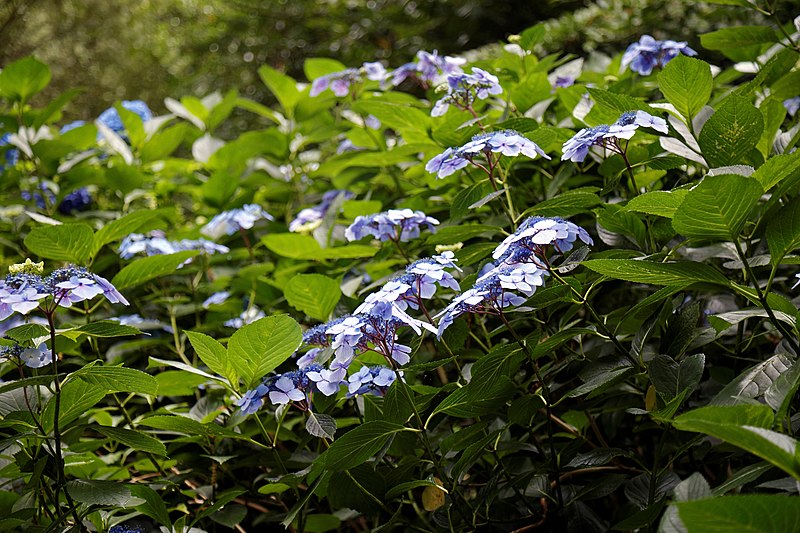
227,315,303,389
658,55,713,122
429,378,516,419
322,421,409,471
68,364,158,395
649,354,705,401
766,196,800,265
186,331,236,386
262,233,378,260
94,425,167,456
92,209,171,257
753,150,800,192
111,251,200,290
304,57,348,80
672,174,762,240
258,65,300,115
676,495,800,532
66,480,141,507
0,56,51,103
625,190,688,219
700,26,778,61
352,100,430,133
698,97,763,167
24,224,94,264
129,485,172,527
284,274,341,322
673,404,800,479
42,379,106,431
582,259,729,286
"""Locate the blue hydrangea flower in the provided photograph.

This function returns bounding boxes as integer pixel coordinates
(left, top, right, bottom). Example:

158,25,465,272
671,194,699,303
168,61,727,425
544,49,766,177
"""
0,133,19,170
622,35,697,76
97,100,153,134
57,188,92,214
784,97,800,117
310,68,361,97
20,343,52,368
347,366,398,397
289,190,354,233
21,182,57,209
561,111,668,163
345,209,439,242
306,367,346,396
236,385,269,415
553,76,575,89
59,120,87,134
202,291,231,308
431,67,503,117
492,216,594,261
426,130,549,179
224,306,265,328
435,274,526,338
391,50,466,87
296,347,322,369
119,231,229,264
201,204,274,239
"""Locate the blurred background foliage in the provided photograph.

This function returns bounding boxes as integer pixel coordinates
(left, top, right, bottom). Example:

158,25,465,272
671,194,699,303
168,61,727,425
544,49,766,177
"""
0,0,772,128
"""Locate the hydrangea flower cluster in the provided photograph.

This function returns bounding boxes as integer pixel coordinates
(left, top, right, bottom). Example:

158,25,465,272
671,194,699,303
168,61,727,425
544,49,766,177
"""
236,252,461,415
345,209,439,242
436,217,592,337
426,130,550,179
57,187,92,214
390,50,466,87
97,100,153,134
21,182,57,209
119,231,229,260
622,35,697,76
309,61,390,97
289,190,355,232
235,364,324,414
561,110,668,163
201,204,274,239
431,68,503,117
0,343,52,368
784,97,800,117
0,261,128,321
0,133,19,171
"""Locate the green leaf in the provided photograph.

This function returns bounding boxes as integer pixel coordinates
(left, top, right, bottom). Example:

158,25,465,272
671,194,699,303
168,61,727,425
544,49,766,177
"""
24,224,94,264
111,251,200,290
585,88,655,125
658,55,713,122
352,100,430,133
698,97,764,167
94,425,167,456
66,480,142,507
672,174,762,240
625,190,688,218
71,321,141,339
0,56,51,103
227,315,303,389
385,479,446,500
322,421,409,471
42,379,106,431
258,65,300,116
425,225,499,245
4,324,49,344
129,485,172,527
582,259,730,286
92,209,171,257
304,57,348,80
523,191,602,218
649,354,705,401
306,412,337,439
700,26,778,61
186,331,235,386
139,414,242,438
141,123,189,162
673,405,800,479
753,150,800,191
510,72,551,113
284,274,341,322
712,353,794,406
262,233,378,260
69,364,158,395
677,495,800,532
429,378,516,419
766,196,800,265
764,360,800,421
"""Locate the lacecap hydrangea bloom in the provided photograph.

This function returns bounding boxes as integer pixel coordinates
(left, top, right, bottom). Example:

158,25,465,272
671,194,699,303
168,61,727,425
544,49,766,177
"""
431,67,503,117
436,217,592,337
235,364,323,414
310,61,389,97
0,261,128,321
289,190,354,232
561,110,668,163
390,50,466,87
345,209,439,242
426,130,550,179
118,231,229,260
622,35,697,76
57,188,92,215
201,204,273,239
97,100,153,134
